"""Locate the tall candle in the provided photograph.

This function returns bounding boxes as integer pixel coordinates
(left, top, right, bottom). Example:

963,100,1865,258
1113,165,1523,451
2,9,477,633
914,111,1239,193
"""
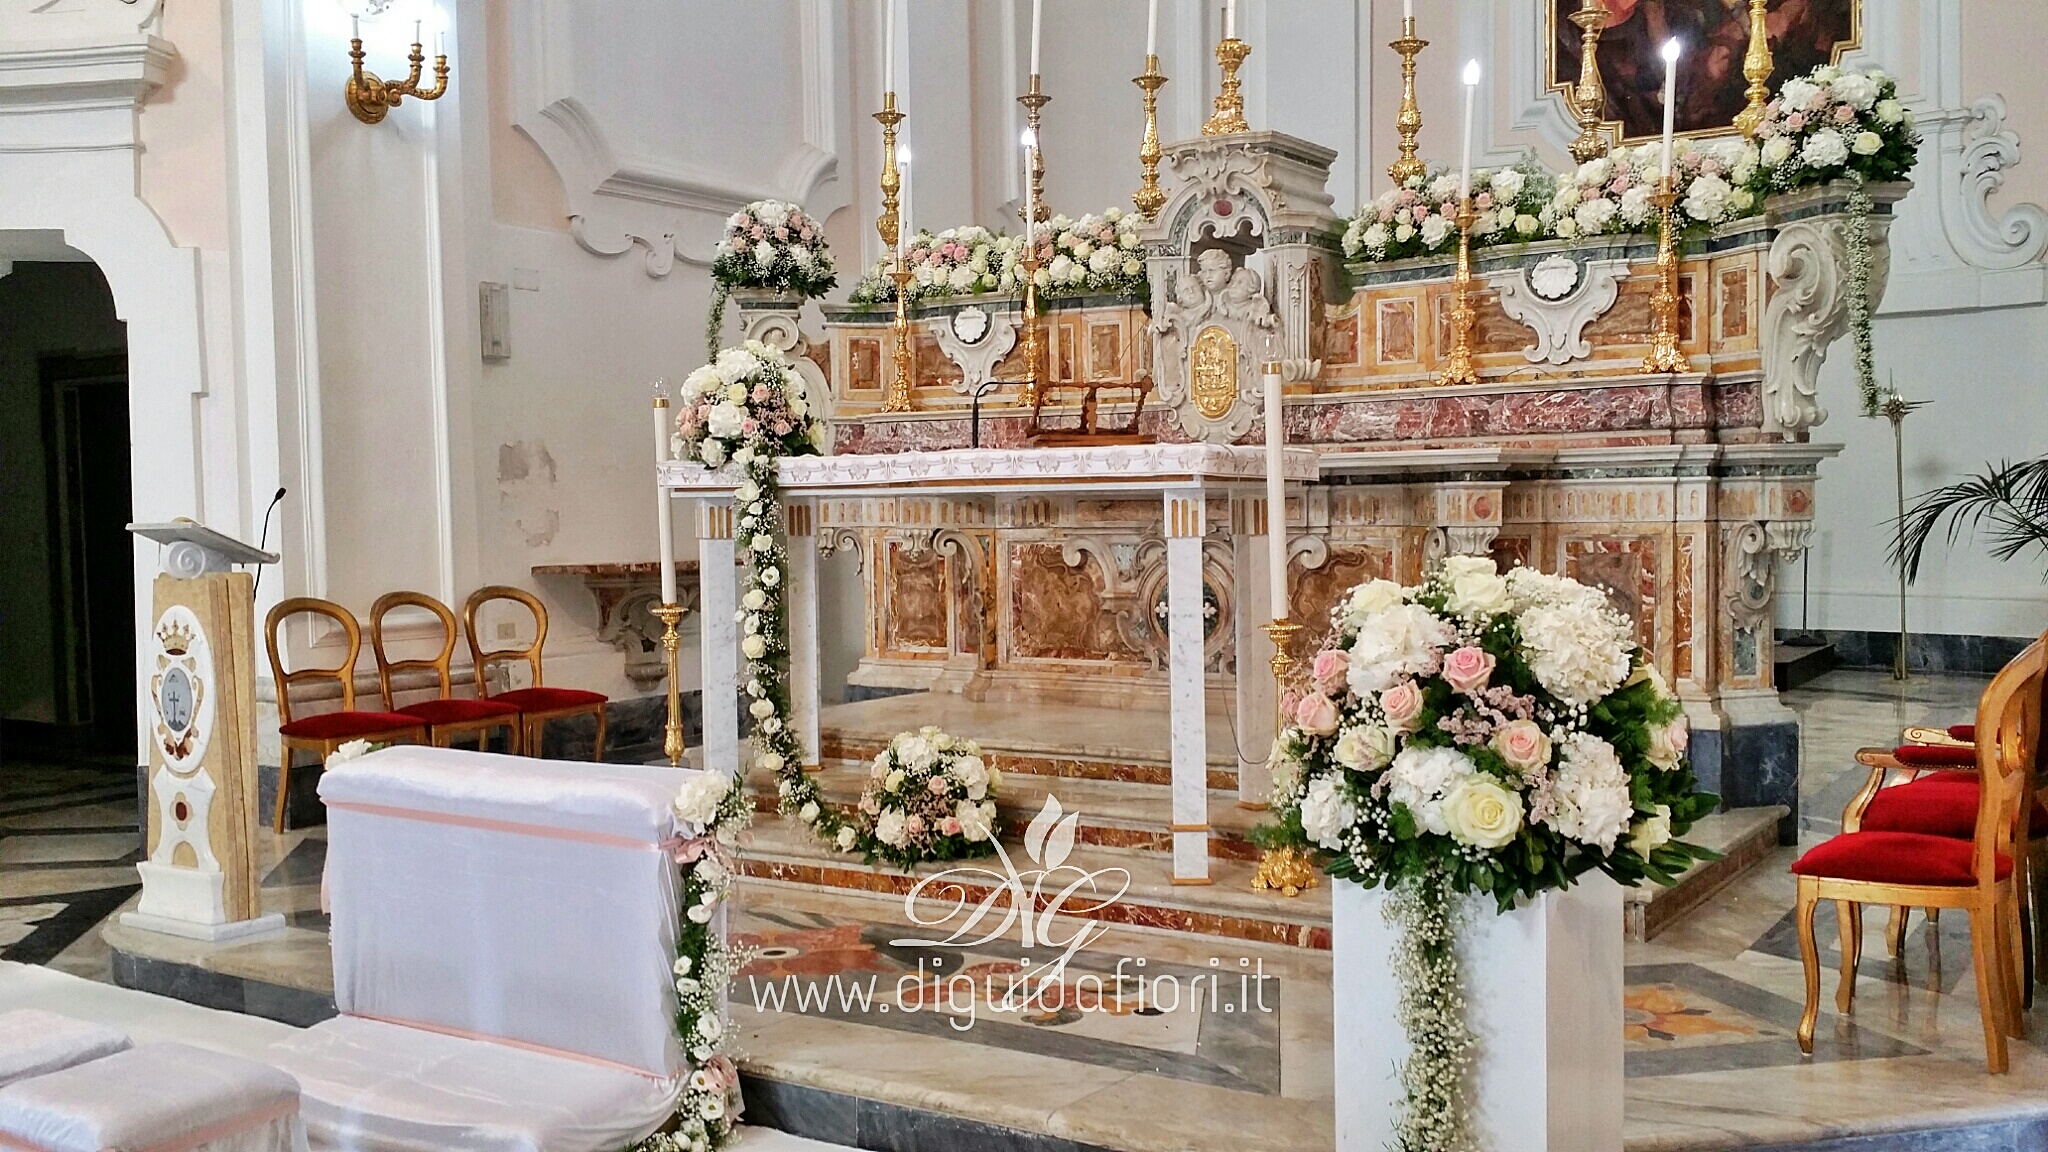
883,0,896,95
1022,128,1038,227
900,149,914,250
1224,0,1236,40
351,15,359,40
1659,38,1681,181
1459,59,1481,200
1264,366,1287,621
413,19,421,45
1403,0,1413,22
654,390,678,605
1031,0,1043,74
1146,0,1159,57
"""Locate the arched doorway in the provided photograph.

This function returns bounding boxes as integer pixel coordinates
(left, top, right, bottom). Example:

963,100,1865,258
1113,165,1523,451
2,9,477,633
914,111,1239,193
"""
0,251,133,763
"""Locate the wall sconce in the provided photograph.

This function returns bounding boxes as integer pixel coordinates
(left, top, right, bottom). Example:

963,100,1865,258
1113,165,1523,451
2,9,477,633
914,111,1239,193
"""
344,8,448,124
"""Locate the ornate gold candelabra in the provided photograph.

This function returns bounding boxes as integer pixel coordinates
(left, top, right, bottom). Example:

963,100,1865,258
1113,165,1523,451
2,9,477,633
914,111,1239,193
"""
1437,202,1481,386
874,92,904,257
653,603,687,767
1017,243,1043,409
1132,56,1168,220
1202,37,1250,136
1388,18,1428,185
1641,182,1687,374
346,31,449,124
1735,0,1774,139
886,266,915,412
1020,75,1050,222
1564,0,1611,164
1251,618,1317,898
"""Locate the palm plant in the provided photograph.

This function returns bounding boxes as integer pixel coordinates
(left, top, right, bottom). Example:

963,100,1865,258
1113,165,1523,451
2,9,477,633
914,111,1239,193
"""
1893,457,2048,582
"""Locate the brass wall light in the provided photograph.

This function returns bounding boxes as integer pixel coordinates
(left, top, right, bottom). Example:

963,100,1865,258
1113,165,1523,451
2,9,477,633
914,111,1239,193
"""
344,4,448,124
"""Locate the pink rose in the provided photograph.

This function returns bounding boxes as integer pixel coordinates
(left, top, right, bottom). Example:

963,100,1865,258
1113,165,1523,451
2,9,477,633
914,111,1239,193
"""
752,384,772,402
1442,647,1496,695
1380,681,1425,733
704,1055,741,1094
1474,192,1494,210
1311,649,1350,692
1785,112,1806,131
1491,719,1552,773
905,814,926,836
941,817,963,836
1279,689,1303,721
1294,692,1341,737
1834,104,1857,124
927,776,950,796
860,795,881,815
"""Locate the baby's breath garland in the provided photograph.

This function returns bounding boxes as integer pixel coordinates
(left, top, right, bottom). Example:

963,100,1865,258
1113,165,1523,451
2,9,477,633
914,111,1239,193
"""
1386,866,1477,1152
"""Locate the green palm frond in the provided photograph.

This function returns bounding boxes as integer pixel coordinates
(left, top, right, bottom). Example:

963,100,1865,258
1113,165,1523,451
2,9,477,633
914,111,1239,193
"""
1892,457,2048,583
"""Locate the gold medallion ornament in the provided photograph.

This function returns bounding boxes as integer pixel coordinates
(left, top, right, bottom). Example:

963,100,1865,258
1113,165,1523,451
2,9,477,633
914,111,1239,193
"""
1191,326,1239,419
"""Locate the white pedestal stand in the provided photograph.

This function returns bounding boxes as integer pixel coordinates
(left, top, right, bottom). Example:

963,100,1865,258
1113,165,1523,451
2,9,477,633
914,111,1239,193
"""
1333,874,1623,1152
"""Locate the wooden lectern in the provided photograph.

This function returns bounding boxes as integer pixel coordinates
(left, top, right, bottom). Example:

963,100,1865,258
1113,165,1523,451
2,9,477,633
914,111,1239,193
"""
118,522,285,941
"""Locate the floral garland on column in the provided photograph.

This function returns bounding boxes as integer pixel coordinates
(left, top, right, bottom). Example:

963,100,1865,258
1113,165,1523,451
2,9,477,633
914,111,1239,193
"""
1745,65,1919,418
1258,557,1720,1151
707,201,837,361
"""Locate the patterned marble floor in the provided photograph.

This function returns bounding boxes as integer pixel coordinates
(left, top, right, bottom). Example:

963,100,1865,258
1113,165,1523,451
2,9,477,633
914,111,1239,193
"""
19,667,2048,1152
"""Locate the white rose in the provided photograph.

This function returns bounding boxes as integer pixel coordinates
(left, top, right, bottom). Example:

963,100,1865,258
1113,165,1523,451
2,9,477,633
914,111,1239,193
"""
749,699,774,720
734,479,760,502
1630,804,1674,856
741,634,767,660
1760,136,1794,167
883,768,905,791
1441,555,1510,618
673,771,732,826
742,589,767,611
836,826,858,851
696,1014,724,1042
1343,578,1406,625
1393,222,1416,243
1851,130,1884,156
328,739,373,766
1332,725,1395,773
1801,129,1850,169
1489,168,1525,202
799,801,820,823
1298,775,1357,851
1554,216,1580,239
1875,98,1905,125
1441,778,1524,850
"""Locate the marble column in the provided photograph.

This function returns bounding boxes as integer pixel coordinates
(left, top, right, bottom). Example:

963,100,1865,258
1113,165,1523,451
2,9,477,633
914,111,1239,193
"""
1164,487,1211,883
696,500,739,779
785,499,822,768
1232,493,1275,809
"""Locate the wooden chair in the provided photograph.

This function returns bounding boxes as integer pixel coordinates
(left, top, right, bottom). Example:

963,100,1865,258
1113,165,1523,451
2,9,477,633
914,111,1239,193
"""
463,586,608,760
1793,636,2045,1072
265,598,427,834
369,592,523,755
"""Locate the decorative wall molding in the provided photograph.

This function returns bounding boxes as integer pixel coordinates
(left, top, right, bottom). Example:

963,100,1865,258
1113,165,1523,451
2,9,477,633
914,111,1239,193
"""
0,0,161,44
1486,256,1627,366
1952,96,2048,270
509,0,849,280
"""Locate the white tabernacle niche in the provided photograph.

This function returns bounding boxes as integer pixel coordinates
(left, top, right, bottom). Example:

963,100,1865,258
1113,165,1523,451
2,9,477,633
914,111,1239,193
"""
1333,874,1623,1152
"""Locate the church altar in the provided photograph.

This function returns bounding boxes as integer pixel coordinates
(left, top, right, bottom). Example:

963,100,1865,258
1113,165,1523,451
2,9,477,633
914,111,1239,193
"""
659,443,1318,884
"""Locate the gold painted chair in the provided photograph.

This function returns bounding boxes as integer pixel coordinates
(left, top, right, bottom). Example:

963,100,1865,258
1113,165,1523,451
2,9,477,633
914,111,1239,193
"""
265,598,427,834
463,586,609,761
1792,636,2044,1073
369,592,523,755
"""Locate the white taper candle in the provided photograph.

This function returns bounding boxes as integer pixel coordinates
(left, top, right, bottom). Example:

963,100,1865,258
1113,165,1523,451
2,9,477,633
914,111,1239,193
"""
884,0,896,96
1031,0,1043,74
654,396,678,605
1660,39,1682,181
1147,0,1159,57
1459,59,1481,201
1224,0,1236,40
1264,366,1287,621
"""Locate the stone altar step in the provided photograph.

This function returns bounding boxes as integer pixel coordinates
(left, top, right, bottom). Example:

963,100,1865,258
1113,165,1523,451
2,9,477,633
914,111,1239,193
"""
1622,805,1787,942
735,815,1334,951
753,766,1269,861
818,694,1244,791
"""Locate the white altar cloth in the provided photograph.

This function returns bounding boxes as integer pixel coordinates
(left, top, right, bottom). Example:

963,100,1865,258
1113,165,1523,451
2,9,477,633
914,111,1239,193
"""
0,1010,128,1088
267,747,694,1152
0,1042,304,1152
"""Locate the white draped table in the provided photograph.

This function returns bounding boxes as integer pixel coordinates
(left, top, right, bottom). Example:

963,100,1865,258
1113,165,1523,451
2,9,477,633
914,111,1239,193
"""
658,445,1319,883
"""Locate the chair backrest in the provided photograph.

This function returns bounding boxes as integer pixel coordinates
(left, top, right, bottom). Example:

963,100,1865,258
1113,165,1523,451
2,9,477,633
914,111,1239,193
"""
463,585,550,698
1973,636,2048,887
265,598,364,725
368,592,458,710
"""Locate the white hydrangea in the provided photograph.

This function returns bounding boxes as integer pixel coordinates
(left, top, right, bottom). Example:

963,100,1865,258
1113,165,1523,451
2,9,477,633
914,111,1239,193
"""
949,754,991,800
1831,72,1880,111
1574,196,1618,234
1420,215,1454,249
1546,733,1633,852
1384,745,1478,837
1516,594,1635,706
1299,774,1357,851
954,799,994,842
1778,78,1822,112
875,808,908,847
1347,602,1456,696
1801,129,1850,169
1489,168,1526,203
673,771,732,827
1682,174,1733,223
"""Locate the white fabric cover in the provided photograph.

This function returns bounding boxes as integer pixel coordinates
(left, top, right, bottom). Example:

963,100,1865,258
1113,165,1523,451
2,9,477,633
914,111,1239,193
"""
0,1009,129,1088
313,747,688,1079
270,1015,677,1152
0,1041,304,1152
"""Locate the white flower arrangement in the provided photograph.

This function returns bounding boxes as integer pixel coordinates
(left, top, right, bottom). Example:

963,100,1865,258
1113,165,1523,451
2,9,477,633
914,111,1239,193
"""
706,200,836,360
1258,554,1718,1152
672,340,827,470
1343,164,1556,263
843,726,1002,870
848,209,1148,305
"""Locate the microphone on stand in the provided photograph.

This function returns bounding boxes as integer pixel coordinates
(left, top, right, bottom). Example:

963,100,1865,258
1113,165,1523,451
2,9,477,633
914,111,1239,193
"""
252,487,287,595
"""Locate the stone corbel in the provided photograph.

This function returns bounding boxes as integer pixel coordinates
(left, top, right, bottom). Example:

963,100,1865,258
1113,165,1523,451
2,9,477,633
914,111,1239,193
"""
1765,519,1815,567
1423,483,1506,564
928,306,1019,396
1954,95,2048,270
1726,521,1774,633
1760,208,1892,435
819,527,864,573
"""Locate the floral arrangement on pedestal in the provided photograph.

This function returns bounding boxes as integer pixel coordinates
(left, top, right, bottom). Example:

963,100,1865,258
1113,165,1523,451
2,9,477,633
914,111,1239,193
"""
706,200,837,360
1256,556,1717,1151
847,209,1148,305
1743,65,1919,418
1343,164,1555,262
835,726,1002,869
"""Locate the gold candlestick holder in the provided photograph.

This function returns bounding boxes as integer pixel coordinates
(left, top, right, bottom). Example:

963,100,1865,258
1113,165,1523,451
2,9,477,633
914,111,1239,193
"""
1250,617,1316,898
1202,37,1250,136
1437,202,1481,386
1019,75,1050,222
874,92,904,254
1017,245,1043,409
1641,182,1687,374
1877,388,1929,682
1388,18,1428,185
1132,55,1168,220
886,266,915,412
653,602,688,767
1565,0,1612,164
1735,0,1773,139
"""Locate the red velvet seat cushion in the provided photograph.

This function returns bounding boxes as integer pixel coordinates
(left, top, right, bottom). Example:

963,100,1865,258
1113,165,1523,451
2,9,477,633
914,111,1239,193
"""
493,687,607,713
279,710,422,741
397,697,521,726
1860,777,2048,840
1948,724,1976,743
1792,830,2011,887
1894,743,1978,768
